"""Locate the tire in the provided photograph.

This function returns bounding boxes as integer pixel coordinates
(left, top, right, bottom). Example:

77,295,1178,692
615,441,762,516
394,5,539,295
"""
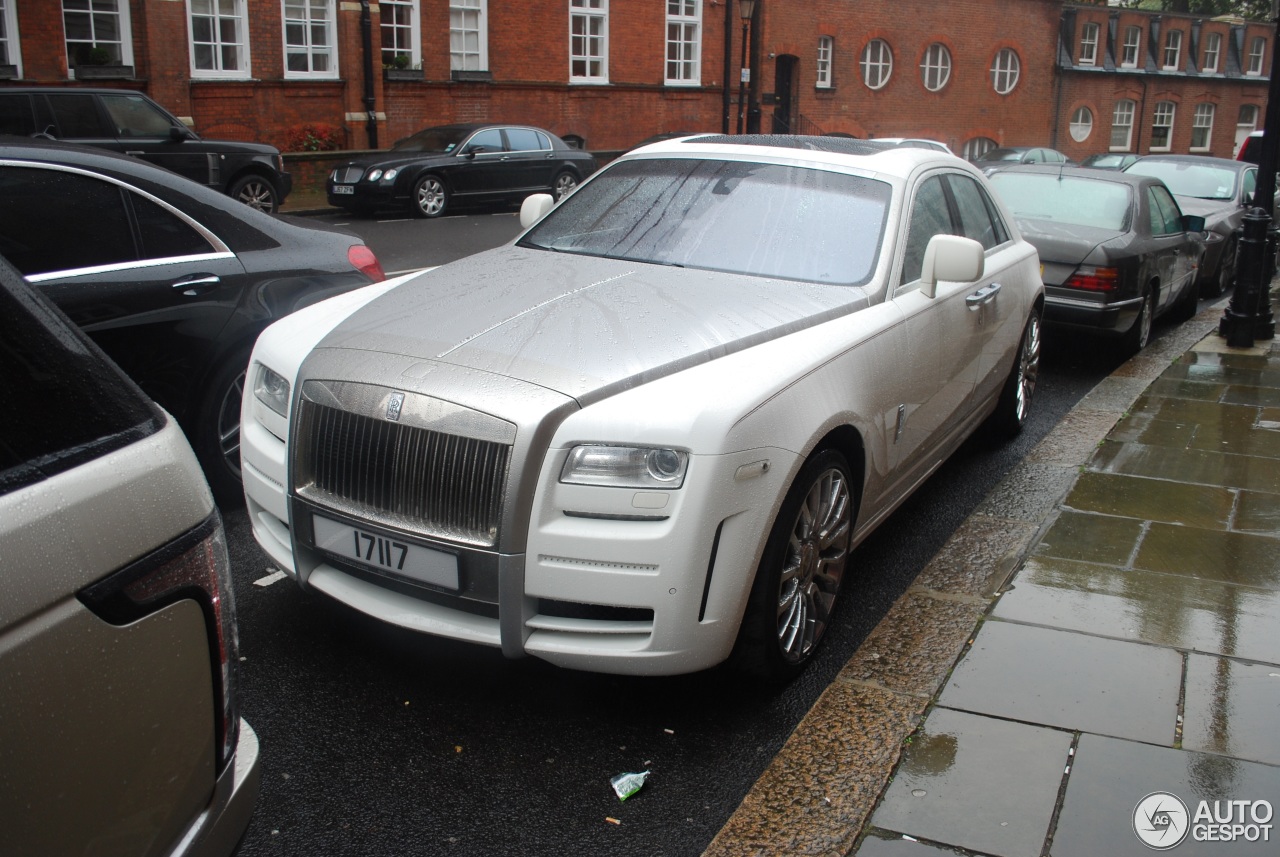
986,309,1041,439
194,348,251,507
1122,289,1155,356
1205,237,1236,298
412,175,448,218
731,449,855,681
227,174,279,214
552,170,579,200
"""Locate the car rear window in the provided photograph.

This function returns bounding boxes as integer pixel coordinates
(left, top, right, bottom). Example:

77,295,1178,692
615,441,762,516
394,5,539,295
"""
519,158,891,285
990,172,1132,231
0,258,161,496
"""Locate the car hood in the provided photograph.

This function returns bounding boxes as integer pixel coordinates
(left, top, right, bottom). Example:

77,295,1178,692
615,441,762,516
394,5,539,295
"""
338,151,458,171
1172,195,1238,223
313,246,870,402
1013,219,1120,267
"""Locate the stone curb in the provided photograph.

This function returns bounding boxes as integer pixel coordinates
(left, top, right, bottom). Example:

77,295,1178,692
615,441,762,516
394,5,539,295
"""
701,299,1234,857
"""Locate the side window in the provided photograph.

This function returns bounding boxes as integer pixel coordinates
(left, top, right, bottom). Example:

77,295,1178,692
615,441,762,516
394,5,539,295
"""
45,94,111,138
0,94,35,136
1147,186,1182,236
464,128,504,153
947,175,1002,250
131,195,215,259
504,128,544,152
899,176,952,288
100,94,176,137
0,167,134,276
1243,168,1258,202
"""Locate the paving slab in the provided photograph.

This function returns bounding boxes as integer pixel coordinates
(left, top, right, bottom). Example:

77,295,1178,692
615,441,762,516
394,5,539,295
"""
1182,654,1280,766
1134,522,1280,589
1051,733,1280,857
855,830,971,855
1033,508,1144,566
1064,471,1235,530
869,708,1071,857
1091,441,1280,493
992,556,1280,664
937,621,1181,744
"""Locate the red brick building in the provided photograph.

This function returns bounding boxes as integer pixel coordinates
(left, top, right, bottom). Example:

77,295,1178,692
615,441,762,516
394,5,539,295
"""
0,1,1270,167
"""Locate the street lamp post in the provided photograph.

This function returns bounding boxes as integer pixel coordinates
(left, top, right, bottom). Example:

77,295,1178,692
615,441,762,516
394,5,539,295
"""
736,0,756,135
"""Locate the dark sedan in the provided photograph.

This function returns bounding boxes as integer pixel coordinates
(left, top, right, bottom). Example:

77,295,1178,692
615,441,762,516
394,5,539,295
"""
327,123,598,217
1079,153,1141,171
0,138,386,503
1125,154,1260,297
988,165,1205,354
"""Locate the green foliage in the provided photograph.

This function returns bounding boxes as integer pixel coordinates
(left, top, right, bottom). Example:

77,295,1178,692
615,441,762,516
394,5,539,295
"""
283,124,345,152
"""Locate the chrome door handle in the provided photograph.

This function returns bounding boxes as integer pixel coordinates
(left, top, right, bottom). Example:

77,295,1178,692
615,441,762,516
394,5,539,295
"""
173,274,220,296
966,282,1002,309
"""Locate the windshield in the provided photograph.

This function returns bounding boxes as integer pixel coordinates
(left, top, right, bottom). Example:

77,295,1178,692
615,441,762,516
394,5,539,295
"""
518,158,891,285
982,148,1026,162
391,126,473,154
1126,160,1240,200
989,173,1132,231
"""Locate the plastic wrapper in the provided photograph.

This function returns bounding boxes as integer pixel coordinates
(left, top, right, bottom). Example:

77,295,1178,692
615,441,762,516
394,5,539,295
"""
610,770,651,801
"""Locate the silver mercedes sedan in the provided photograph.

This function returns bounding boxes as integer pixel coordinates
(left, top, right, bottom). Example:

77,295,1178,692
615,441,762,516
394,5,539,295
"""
241,135,1044,680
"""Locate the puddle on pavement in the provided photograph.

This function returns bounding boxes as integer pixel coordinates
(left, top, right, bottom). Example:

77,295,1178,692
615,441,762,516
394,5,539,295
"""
994,556,1280,663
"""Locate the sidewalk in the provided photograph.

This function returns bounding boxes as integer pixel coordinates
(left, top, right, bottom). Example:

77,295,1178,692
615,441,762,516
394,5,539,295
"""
279,189,337,216
705,297,1280,857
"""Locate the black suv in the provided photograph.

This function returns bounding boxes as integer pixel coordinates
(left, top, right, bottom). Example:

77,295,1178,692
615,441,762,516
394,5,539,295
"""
0,87,291,212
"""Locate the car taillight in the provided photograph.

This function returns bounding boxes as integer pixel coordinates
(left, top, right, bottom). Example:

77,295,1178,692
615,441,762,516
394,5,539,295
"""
79,514,240,772
1063,265,1120,292
349,244,386,282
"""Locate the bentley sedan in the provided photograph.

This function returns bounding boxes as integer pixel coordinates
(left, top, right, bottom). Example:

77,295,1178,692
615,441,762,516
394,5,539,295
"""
1125,154,1259,297
244,136,1044,680
326,123,598,218
988,165,1205,353
0,139,386,504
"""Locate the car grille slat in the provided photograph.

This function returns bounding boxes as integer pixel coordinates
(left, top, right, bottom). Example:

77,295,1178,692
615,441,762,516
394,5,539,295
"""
296,400,511,546
334,166,364,183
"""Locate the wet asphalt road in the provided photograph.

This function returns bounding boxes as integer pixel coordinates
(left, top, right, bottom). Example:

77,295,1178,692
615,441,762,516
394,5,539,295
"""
226,211,1186,856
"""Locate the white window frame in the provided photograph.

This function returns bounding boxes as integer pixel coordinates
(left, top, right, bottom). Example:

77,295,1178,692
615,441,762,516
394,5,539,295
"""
450,0,488,72
63,0,135,72
860,39,892,90
1162,29,1182,71
1191,103,1214,152
1070,106,1093,143
1151,101,1175,152
1237,104,1259,154
962,137,997,160
570,0,608,84
282,0,337,79
187,0,250,79
816,35,832,89
1202,31,1221,73
1111,99,1135,151
990,48,1019,95
0,0,22,76
381,0,421,70
1079,22,1099,66
1248,36,1266,76
1122,26,1140,68
664,0,700,86
921,43,951,92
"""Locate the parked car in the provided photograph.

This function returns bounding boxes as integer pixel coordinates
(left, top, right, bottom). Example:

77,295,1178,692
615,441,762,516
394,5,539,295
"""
0,86,291,212
873,137,954,153
244,135,1044,680
1079,152,1141,171
1125,154,1260,296
0,255,260,856
327,123,598,217
988,165,1205,353
1236,129,1268,164
0,138,385,502
971,146,1070,175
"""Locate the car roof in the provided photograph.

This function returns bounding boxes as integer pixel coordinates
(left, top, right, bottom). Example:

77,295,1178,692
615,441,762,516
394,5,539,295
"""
1130,153,1247,169
989,163,1156,189
621,133,965,176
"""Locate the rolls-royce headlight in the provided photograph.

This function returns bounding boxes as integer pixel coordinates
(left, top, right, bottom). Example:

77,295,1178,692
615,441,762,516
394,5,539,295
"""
561,445,688,489
253,364,291,417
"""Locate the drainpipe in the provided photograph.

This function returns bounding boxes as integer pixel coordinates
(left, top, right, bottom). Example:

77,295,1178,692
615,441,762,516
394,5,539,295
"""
360,0,379,148
722,2,733,134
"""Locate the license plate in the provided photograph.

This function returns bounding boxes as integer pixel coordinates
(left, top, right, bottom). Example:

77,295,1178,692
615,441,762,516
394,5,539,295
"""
312,514,459,590
333,185,354,195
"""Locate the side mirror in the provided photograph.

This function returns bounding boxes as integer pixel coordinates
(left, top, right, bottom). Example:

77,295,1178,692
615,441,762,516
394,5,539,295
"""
920,234,985,298
169,125,194,142
1182,214,1206,233
520,193,556,229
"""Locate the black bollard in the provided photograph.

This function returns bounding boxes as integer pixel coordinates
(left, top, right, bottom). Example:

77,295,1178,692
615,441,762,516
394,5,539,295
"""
1220,207,1270,348
1257,224,1277,340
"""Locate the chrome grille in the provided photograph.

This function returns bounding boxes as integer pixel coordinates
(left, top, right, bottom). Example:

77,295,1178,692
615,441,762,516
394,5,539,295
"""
333,166,365,183
295,400,511,546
